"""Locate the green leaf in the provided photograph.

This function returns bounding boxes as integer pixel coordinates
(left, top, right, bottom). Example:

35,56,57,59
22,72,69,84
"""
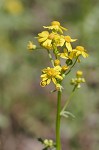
61,111,75,118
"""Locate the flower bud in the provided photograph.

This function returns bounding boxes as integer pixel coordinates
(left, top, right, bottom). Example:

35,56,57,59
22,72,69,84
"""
81,78,85,83
77,84,81,88
27,41,36,50
49,140,53,147
51,21,60,26
44,139,49,146
66,59,73,66
76,70,83,77
62,65,69,72
71,78,75,85
54,59,60,66
40,81,46,87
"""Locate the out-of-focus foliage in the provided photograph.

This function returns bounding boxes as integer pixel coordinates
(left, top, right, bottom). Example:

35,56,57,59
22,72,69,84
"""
0,0,99,150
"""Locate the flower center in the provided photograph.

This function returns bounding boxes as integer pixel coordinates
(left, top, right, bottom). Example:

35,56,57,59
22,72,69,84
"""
48,33,54,39
47,69,56,77
51,21,60,26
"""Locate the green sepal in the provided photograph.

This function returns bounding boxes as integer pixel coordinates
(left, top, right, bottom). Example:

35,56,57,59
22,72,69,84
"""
53,49,59,55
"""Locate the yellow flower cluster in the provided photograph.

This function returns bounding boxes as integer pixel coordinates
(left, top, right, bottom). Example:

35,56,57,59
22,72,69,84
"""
37,21,88,60
28,21,89,90
71,71,85,88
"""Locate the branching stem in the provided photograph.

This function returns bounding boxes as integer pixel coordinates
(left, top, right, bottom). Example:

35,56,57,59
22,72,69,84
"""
60,86,77,114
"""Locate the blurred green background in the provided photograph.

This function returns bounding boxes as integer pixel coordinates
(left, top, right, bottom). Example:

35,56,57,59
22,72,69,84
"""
0,0,99,150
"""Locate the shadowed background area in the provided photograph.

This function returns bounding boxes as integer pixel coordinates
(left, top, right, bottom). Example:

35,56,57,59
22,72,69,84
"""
0,0,99,150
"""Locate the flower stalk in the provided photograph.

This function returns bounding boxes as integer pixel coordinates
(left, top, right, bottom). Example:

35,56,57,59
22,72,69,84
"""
60,86,77,115
56,90,62,150
27,20,89,150
47,49,54,67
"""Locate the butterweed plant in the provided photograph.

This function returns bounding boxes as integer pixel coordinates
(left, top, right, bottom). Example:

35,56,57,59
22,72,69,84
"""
27,21,89,150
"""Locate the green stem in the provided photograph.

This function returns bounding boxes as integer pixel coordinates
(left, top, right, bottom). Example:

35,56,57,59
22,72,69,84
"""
65,57,78,76
56,90,62,150
47,49,54,67
60,86,77,114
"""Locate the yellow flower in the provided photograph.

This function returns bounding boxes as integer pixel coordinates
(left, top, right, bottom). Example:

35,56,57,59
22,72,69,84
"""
5,0,24,15
43,21,67,33
59,48,74,60
40,66,63,87
73,46,89,58
59,50,77,61
38,31,52,49
60,46,88,61
38,31,65,49
65,36,77,52
54,35,65,47
27,41,36,50
38,31,49,43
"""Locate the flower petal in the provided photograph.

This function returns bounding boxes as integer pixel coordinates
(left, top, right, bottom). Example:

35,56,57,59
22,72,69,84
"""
66,42,72,52
46,79,51,85
52,78,57,84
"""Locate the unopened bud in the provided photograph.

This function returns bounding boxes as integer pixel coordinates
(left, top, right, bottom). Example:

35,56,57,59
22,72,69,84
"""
62,65,69,72
76,71,83,77
54,59,60,66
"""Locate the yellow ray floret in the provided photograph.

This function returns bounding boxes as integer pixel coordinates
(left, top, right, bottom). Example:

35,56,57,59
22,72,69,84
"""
65,36,77,52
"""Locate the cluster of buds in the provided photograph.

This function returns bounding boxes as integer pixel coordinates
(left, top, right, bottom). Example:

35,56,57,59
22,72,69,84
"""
38,138,56,149
44,139,54,148
71,71,85,88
